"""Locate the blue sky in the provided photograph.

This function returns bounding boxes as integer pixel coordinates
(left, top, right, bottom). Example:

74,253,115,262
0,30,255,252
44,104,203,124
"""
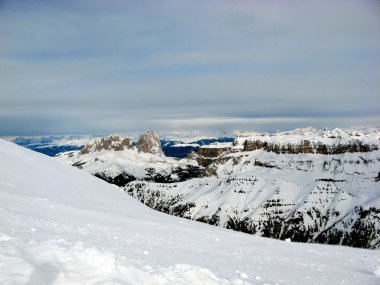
0,0,379,135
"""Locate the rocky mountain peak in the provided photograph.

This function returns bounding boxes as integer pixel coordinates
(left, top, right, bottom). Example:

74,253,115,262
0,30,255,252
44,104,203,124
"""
80,135,130,154
137,131,164,156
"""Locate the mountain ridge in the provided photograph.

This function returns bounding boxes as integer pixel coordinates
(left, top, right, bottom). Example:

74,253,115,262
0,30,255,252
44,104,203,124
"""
58,127,380,249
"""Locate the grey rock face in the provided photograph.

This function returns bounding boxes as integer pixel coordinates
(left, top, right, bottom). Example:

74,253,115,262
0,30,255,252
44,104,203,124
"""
137,131,164,155
80,135,130,154
198,146,230,158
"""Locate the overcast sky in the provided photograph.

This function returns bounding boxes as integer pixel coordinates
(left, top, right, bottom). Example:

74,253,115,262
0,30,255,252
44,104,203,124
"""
0,0,379,135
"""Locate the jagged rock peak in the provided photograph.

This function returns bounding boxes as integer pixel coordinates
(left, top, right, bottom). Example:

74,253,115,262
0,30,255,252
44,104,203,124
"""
80,134,131,154
137,131,164,156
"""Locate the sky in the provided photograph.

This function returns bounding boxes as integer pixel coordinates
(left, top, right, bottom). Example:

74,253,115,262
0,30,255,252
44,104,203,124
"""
0,0,379,136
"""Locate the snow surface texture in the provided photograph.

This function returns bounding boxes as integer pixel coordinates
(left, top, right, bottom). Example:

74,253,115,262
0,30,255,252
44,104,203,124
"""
59,127,380,248
1,139,380,284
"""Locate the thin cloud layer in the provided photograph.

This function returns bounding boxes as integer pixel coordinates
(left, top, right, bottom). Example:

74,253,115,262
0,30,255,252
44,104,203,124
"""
0,0,379,135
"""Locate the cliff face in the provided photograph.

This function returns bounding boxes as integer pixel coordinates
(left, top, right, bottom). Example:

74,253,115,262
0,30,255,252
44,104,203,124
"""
197,146,231,158
243,139,377,154
137,131,164,156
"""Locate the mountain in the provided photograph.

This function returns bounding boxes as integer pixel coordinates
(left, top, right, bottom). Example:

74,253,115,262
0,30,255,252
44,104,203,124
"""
8,135,92,156
60,127,380,249
59,132,204,186
1,138,380,284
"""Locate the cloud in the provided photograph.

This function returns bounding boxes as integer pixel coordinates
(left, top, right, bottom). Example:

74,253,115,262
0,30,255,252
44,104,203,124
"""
154,115,380,132
0,0,379,135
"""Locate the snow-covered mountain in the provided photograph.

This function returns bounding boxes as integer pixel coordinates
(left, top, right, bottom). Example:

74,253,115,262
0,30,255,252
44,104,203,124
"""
59,128,380,249
59,133,204,185
1,138,380,284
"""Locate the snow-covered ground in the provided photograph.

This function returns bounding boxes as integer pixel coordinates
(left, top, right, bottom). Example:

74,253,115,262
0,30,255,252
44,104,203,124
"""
1,138,379,285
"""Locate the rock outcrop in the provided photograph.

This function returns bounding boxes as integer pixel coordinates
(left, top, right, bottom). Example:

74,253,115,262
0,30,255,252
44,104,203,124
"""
80,135,131,154
137,131,164,156
198,146,230,158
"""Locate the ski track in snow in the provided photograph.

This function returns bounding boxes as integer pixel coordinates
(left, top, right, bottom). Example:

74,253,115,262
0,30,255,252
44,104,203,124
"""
0,138,380,285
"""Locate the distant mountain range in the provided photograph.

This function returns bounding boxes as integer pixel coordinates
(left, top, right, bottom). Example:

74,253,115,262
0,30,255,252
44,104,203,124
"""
57,127,380,249
2,136,378,284
10,136,89,156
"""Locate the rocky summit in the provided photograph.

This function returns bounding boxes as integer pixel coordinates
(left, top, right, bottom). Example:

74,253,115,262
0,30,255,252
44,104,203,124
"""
137,131,164,156
80,134,131,154
59,127,380,249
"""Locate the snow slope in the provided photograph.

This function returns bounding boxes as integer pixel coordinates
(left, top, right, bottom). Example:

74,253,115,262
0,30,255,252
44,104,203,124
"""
1,139,380,284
